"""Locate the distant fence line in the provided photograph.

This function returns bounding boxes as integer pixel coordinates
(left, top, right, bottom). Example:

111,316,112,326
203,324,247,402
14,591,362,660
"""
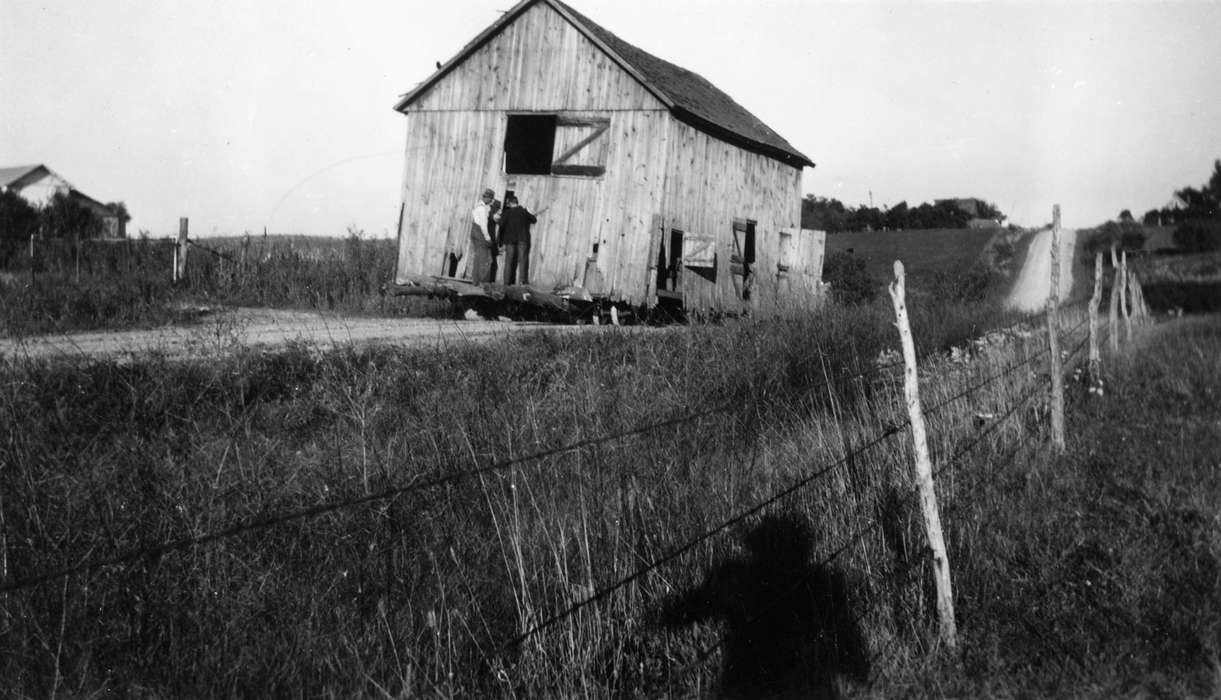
2,232,403,315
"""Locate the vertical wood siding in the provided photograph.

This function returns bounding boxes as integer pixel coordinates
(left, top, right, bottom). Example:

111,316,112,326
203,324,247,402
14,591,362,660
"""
410,4,665,113
660,119,804,312
396,3,671,297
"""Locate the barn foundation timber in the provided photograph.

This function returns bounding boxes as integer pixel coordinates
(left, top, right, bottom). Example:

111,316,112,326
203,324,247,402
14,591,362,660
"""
388,273,661,324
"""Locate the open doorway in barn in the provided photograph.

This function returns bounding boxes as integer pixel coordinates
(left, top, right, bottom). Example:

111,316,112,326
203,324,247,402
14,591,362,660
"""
731,218,757,300
658,228,684,293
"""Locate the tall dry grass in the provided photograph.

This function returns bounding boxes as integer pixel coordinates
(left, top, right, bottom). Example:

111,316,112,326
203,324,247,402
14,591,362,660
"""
0,233,450,337
1,297,1078,696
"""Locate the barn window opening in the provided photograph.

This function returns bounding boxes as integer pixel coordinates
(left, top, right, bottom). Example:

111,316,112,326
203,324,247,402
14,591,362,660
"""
504,114,557,175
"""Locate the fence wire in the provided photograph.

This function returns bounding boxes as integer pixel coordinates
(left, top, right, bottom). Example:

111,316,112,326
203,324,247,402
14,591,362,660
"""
0,398,741,594
4,306,1118,694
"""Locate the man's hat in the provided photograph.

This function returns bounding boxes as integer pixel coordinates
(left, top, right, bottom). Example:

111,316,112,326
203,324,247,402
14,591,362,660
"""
482,188,495,198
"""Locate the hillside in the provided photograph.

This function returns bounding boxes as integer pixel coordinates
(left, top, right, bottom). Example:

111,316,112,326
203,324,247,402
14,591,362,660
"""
825,227,1033,291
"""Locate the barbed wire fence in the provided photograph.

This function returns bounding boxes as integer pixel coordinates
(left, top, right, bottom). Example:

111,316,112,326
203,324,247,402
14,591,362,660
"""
2,221,1152,693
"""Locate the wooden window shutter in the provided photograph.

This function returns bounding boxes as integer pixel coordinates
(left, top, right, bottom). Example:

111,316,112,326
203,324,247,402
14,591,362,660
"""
681,231,716,268
778,228,797,276
551,116,610,177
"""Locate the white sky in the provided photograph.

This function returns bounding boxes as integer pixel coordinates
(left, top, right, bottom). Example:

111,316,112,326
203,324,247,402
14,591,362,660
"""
3,0,1219,236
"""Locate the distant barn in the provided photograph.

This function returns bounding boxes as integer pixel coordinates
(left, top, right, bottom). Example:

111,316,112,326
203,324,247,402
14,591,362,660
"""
391,0,825,314
0,164,127,238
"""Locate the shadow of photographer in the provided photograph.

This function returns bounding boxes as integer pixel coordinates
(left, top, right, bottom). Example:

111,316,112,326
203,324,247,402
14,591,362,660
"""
659,513,870,699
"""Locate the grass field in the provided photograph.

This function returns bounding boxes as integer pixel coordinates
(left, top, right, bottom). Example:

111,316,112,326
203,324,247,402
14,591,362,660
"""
3,222,1214,695
9,293,1210,696
826,227,1024,279
2,294,1060,696
0,233,450,337
881,314,1221,696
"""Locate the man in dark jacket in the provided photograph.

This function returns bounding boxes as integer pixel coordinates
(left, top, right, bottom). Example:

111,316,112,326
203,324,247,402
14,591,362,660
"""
498,195,537,286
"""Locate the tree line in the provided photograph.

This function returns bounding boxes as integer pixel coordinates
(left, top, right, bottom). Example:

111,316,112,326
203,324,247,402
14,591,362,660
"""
800,196,1005,233
1139,159,1221,228
1105,159,1221,254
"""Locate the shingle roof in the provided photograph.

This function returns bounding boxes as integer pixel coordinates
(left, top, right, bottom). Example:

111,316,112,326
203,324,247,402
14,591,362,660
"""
395,0,813,169
0,164,48,188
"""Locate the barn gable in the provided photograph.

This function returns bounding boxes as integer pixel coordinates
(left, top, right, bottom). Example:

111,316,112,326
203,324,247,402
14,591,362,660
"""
396,0,812,169
402,2,664,113
0,164,73,207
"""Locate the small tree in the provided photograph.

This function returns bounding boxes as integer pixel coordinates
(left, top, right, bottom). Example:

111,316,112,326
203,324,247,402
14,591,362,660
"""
1173,220,1221,253
976,200,1007,223
1083,221,1146,260
41,191,103,240
823,251,878,304
106,201,132,238
1,189,40,264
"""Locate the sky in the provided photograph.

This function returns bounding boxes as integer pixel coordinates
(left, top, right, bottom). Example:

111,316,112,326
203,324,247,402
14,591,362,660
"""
2,0,1220,237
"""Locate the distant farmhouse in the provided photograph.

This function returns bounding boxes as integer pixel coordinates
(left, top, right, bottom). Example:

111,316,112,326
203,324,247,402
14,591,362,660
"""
392,0,825,313
935,197,1003,229
0,164,126,238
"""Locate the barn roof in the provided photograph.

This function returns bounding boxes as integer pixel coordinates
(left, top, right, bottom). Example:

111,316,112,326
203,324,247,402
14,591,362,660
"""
394,0,814,169
0,164,51,189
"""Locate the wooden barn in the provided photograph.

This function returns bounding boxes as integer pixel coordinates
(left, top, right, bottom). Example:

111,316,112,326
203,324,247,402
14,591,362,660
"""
392,0,825,315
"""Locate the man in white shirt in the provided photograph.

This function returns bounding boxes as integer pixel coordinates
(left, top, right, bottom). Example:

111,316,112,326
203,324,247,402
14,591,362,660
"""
468,187,500,283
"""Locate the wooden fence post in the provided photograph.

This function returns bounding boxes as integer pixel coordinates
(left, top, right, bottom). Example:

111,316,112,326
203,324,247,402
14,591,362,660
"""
1088,251,1103,394
1120,250,1131,342
1128,270,1146,324
175,217,190,283
1108,246,1120,352
1047,206,1066,452
888,260,957,651
1136,274,1145,320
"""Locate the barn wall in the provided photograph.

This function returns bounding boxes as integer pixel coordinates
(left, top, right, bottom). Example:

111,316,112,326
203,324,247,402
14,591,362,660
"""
12,171,72,208
396,109,670,294
396,2,671,295
395,110,505,282
409,3,665,113
660,120,804,312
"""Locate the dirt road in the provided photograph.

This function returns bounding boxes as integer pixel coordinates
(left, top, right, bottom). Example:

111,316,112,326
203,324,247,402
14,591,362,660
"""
0,308,605,362
1006,228,1077,312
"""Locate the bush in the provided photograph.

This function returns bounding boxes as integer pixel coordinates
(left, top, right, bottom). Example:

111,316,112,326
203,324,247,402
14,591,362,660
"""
1172,219,1221,253
929,266,1002,304
0,189,39,265
822,251,878,304
1083,221,1147,259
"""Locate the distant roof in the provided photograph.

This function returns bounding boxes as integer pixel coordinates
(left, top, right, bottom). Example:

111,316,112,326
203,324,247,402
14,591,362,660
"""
394,0,813,169
0,164,51,188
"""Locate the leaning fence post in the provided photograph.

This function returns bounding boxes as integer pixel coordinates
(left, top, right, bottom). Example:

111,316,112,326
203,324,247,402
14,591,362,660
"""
1088,251,1103,394
888,259,957,651
1134,273,1148,320
1119,250,1131,342
176,217,190,283
1046,206,1066,452
1108,246,1120,352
